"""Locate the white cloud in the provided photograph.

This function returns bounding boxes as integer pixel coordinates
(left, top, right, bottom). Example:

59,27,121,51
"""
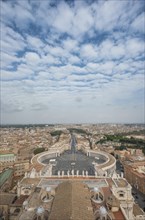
110,44,125,59
80,44,97,60
53,1,73,33
126,38,144,56
25,52,41,64
71,6,94,37
26,36,45,54
30,103,48,111
131,12,145,33
1,101,24,113
98,39,115,60
68,55,80,64
63,38,79,51
1,0,34,29
94,1,125,31
42,54,61,65
14,4,34,28
1,25,26,54
1,52,21,69
86,63,100,70
1,69,28,81
1,0,144,124
67,73,95,82
48,45,68,58
100,61,116,75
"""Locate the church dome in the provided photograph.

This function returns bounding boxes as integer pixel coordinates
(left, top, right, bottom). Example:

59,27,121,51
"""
23,200,28,207
99,206,107,215
91,187,104,204
46,186,51,192
36,206,45,215
93,187,99,192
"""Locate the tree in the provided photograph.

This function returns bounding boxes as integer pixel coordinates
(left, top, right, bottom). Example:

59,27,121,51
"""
142,147,145,155
50,130,62,136
33,147,45,155
119,145,126,151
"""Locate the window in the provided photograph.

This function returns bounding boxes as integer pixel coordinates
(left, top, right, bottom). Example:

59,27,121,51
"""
119,193,124,197
14,208,20,214
118,190,125,197
24,190,29,194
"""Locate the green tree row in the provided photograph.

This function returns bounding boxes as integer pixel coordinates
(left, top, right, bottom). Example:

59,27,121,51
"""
33,147,45,155
68,128,88,134
50,130,63,136
98,134,145,146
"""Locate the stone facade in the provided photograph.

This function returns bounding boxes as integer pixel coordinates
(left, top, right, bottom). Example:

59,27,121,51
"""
124,162,145,194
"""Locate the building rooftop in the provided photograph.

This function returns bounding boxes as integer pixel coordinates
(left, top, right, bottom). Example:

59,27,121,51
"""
20,177,40,186
0,168,13,188
0,193,16,205
14,195,29,205
133,204,144,216
49,181,94,220
0,153,15,157
113,178,128,188
113,209,126,220
106,194,120,208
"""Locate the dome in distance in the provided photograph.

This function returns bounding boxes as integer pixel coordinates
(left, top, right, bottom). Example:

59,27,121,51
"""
99,206,107,216
23,200,28,206
36,206,45,215
46,186,51,192
93,187,99,192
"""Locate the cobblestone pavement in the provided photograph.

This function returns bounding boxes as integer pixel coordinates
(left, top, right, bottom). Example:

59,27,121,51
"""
43,134,106,176
43,150,106,176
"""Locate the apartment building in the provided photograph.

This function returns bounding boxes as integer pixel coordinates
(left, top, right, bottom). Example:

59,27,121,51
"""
124,161,145,194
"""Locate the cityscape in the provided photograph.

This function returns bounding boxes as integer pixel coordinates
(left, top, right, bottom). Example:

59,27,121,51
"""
0,124,145,220
0,0,145,220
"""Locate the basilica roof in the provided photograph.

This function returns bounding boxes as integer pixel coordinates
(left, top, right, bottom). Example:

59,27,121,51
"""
49,181,94,220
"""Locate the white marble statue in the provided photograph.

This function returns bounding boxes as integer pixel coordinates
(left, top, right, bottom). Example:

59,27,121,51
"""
62,170,64,176
67,170,70,177
58,170,60,177
82,170,85,177
71,169,74,176
30,168,36,178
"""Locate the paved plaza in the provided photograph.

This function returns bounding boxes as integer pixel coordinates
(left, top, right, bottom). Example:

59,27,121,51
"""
42,135,106,176
43,149,106,176
55,150,106,175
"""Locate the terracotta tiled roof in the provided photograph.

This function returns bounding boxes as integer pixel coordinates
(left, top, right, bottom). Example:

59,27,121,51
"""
20,178,40,185
106,194,120,208
133,204,144,216
113,179,128,187
102,187,112,199
49,181,94,220
0,150,14,155
14,195,29,205
106,178,115,187
0,193,16,205
113,209,126,220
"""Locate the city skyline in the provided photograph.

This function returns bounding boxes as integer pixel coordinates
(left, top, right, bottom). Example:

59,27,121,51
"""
1,0,145,124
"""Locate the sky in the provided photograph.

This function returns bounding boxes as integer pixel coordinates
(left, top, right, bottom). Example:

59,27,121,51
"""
1,0,145,124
